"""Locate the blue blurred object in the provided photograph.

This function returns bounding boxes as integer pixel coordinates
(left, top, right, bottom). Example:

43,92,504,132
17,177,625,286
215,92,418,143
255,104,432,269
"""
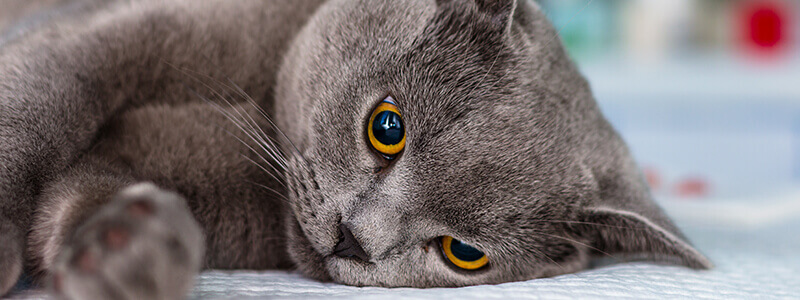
539,0,800,228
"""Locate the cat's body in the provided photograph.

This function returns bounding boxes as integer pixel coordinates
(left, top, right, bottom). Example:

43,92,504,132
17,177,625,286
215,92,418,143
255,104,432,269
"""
1,0,320,296
0,0,710,299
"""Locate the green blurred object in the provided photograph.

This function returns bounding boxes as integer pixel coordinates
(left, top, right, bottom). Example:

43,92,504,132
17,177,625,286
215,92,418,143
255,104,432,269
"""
538,0,621,62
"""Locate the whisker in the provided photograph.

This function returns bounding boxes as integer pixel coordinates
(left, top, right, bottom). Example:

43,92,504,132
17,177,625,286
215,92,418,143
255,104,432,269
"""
203,80,289,167
527,245,565,271
533,230,616,259
244,179,293,205
183,85,291,183
224,78,311,168
238,96,293,166
167,62,291,173
239,152,287,184
467,47,503,97
216,92,290,171
189,75,291,171
204,110,288,184
168,56,304,170
213,106,293,181
544,220,649,231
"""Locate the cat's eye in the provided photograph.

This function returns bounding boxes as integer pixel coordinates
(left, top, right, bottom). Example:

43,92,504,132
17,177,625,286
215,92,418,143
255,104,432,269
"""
367,96,405,157
439,236,488,270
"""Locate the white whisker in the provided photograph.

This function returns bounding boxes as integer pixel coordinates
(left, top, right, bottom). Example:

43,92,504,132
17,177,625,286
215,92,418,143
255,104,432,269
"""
185,88,289,183
534,230,615,259
244,179,292,205
168,63,292,173
225,78,310,167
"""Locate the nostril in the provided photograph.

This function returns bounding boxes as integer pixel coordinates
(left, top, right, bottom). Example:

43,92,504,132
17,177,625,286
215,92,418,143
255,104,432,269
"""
333,223,370,262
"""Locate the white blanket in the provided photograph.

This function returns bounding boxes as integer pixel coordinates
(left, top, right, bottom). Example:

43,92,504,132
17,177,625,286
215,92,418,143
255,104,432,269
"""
186,220,800,299
9,216,799,299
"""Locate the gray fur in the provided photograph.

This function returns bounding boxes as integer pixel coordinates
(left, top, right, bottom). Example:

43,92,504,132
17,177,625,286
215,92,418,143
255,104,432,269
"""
0,0,710,297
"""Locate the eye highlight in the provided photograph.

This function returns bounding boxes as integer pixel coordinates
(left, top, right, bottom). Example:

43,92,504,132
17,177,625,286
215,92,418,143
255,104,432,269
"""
367,96,405,157
440,236,488,270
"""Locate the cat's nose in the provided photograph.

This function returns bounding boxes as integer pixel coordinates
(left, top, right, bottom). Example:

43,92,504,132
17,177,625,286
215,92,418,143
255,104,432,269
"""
333,223,370,262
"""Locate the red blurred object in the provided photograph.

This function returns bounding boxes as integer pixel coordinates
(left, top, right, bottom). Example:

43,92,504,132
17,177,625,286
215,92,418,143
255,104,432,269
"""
643,167,661,191
674,177,711,199
736,0,794,58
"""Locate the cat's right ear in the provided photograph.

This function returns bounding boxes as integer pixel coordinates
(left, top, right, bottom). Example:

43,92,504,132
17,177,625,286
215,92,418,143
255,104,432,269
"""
435,0,518,34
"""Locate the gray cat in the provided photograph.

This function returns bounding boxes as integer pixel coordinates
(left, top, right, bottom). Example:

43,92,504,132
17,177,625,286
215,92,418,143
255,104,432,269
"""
0,0,711,298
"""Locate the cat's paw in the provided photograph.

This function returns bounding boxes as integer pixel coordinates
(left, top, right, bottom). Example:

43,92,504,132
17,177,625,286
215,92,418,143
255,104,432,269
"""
50,183,204,300
0,218,23,296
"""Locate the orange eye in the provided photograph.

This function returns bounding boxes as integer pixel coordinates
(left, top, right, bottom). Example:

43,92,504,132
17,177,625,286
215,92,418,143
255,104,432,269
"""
440,236,489,270
367,97,405,156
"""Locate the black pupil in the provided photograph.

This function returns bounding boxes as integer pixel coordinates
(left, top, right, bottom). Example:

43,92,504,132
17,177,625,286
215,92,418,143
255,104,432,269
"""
372,111,404,146
450,239,484,262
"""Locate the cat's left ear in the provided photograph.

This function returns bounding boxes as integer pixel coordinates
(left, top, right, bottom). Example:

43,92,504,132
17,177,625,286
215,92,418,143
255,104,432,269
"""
473,0,517,32
575,206,712,269
437,0,518,33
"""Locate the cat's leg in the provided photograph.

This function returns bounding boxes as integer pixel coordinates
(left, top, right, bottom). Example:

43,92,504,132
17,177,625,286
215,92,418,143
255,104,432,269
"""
28,163,136,280
28,163,204,300
0,3,269,293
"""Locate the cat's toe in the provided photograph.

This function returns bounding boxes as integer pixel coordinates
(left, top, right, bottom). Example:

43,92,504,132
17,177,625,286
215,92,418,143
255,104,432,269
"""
51,183,204,300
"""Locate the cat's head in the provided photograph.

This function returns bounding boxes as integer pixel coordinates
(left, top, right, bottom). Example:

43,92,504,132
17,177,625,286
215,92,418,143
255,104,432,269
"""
273,0,710,287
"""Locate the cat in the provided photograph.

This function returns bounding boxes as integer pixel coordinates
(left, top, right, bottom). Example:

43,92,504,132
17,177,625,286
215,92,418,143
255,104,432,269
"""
0,0,711,298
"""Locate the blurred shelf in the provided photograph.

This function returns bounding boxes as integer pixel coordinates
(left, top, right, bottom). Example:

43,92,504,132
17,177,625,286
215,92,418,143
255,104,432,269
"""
576,55,800,202
580,55,800,104
659,187,800,229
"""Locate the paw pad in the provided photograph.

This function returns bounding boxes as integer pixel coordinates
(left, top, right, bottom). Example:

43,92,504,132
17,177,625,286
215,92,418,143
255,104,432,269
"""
74,249,96,273
126,199,154,217
104,227,130,250
51,272,63,293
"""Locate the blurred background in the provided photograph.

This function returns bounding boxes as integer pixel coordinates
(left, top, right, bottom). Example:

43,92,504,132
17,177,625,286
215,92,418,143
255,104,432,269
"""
538,0,800,229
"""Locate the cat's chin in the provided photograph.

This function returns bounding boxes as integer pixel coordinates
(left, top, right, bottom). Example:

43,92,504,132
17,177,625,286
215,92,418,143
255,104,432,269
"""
285,214,333,282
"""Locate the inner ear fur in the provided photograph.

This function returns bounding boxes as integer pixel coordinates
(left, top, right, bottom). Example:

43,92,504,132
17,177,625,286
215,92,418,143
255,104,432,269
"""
576,207,712,269
473,0,517,31
436,0,517,33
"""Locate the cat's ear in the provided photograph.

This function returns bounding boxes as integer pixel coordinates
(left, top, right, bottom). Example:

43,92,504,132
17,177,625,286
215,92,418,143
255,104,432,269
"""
575,206,712,269
436,0,518,33
472,0,517,31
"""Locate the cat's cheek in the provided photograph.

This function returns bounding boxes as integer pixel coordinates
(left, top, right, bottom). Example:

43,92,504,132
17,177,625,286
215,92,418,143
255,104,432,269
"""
322,252,400,286
323,245,457,287
323,256,375,286
285,215,332,282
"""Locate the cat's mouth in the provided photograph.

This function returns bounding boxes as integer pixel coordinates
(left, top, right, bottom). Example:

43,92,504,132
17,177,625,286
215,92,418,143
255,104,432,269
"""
287,209,380,283
286,212,334,281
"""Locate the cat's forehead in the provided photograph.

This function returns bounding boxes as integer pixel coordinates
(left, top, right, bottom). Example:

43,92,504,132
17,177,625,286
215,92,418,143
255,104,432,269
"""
309,0,533,113
310,0,436,55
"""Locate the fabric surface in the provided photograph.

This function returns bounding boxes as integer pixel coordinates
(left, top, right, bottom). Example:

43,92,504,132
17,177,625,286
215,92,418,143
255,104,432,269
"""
9,218,798,299
185,219,800,299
